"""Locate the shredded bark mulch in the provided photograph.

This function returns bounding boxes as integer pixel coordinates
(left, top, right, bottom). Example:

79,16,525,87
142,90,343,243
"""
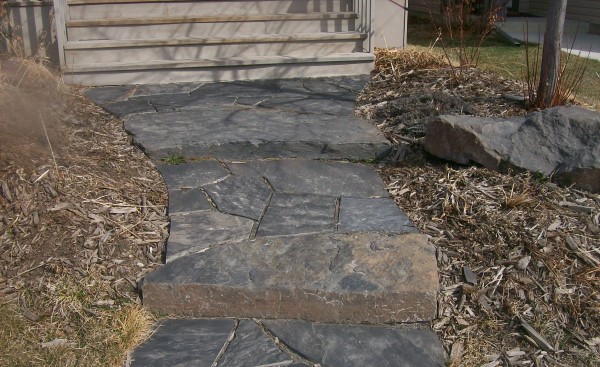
361,48,600,367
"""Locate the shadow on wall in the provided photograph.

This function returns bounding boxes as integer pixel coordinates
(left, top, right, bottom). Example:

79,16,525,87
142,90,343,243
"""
3,1,59,64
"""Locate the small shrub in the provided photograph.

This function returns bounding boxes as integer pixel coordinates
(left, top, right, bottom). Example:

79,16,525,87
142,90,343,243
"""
432,0,501,81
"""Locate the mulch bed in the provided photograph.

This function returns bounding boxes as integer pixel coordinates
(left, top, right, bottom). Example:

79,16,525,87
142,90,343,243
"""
360,48,600,366
0,58,168,366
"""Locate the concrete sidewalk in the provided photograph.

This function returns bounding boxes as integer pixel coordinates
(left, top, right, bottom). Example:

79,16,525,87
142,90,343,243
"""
497,17,600,61
86,77,444,367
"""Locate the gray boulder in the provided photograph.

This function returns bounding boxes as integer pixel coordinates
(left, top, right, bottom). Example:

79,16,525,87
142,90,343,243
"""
424,106,600,193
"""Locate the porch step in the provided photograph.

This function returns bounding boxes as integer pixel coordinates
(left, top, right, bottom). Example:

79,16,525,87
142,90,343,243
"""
64,32,366,63
66,12,358,40
58,0,373,85
63,53,375,85
67,0,353,20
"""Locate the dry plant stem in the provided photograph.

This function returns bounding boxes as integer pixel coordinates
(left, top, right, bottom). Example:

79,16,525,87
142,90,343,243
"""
432,0,500,82
39,112,60,178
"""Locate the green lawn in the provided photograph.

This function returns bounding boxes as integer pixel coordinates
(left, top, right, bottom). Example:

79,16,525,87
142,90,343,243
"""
406,22,600,110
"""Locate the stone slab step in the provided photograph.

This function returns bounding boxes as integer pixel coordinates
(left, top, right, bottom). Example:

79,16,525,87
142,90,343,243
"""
142,232,439,323
64,33,365,64
66,52,374,73
68,0,353,20
85,76,388,159
63,53,375,85
130,318,445,367
66,13,358,40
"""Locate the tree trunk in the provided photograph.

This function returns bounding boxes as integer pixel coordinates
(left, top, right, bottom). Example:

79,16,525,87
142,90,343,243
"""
535,0,567,108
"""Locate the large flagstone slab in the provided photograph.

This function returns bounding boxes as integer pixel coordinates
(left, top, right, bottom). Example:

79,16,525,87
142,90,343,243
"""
124,107,390,161
263,319,445,367
143,232,438,323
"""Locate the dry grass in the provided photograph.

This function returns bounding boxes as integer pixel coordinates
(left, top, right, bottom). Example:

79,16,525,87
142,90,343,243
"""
0,56,167,366
374,47,449,78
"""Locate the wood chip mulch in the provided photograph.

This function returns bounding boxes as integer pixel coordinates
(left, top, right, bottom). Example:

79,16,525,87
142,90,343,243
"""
363,48,600,367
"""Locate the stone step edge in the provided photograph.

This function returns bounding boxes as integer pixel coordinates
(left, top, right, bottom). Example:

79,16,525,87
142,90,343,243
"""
141,232,438,324
65,52,375,73
64,32,366,50
67,11,358,27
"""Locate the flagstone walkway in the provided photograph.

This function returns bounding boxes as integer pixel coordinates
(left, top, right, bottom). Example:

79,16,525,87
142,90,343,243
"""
86,76,445,367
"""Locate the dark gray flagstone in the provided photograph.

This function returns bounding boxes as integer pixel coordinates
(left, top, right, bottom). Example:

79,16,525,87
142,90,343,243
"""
168,188,213,215
338,197,419,233
157,161,229,189
143,232,438,323
167,211,254,261
263,319,445,367
203,175,271,220
257,193,336,237
227,160,388,197
130,319,235,367
216,320,291,367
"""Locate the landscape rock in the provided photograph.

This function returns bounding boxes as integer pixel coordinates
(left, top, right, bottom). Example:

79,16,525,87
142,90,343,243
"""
142,232,438,323
424,106,600,192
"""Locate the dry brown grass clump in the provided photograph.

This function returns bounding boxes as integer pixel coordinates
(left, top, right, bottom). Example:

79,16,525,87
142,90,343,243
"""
381,165,600,367
374,47,448,78
0,57,168,366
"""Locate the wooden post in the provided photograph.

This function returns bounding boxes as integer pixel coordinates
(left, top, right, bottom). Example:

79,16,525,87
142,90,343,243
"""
52,0,69,68
371,0,408,49
354,0,374,52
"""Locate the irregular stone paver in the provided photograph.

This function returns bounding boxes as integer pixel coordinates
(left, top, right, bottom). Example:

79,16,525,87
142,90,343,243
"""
204,176,271,220
103,98,155,117
257,193,336,237
130,319,235,367
167,211,254,261
143,232,438,323
84,84,135,105
216,320,292,367
84,82,202,105
338,197,419,233
228,160,389,197
263,320,445,367
250,96,355,116
124,107,390,160
133,82,203,97
168,189,213,215
157,161,229,189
